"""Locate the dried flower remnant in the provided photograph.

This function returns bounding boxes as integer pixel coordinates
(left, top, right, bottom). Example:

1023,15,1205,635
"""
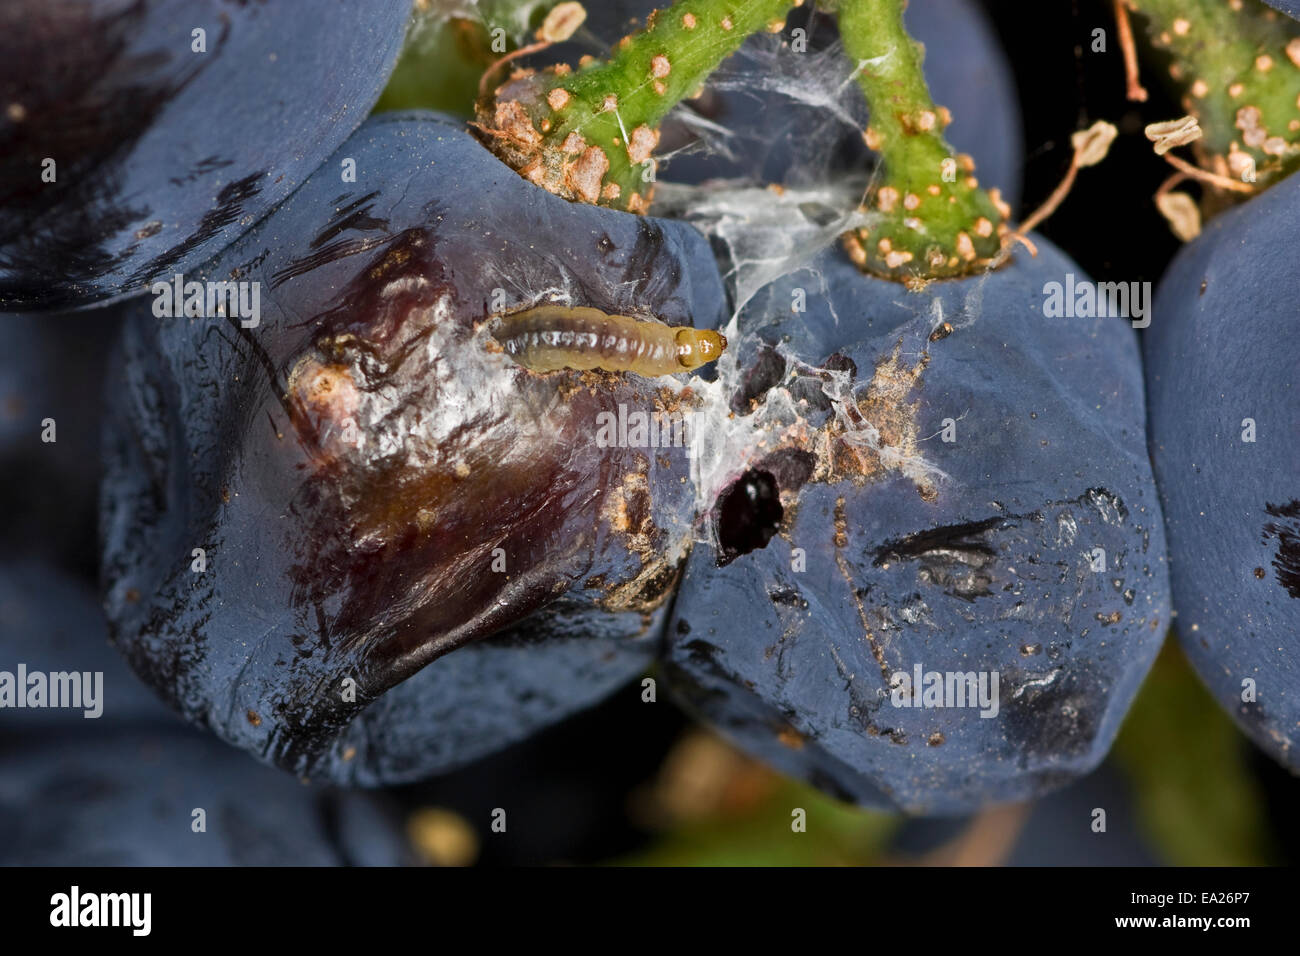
1124,0,1300,191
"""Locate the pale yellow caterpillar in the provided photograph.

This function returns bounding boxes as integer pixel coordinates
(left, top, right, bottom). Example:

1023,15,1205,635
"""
491,305,726,376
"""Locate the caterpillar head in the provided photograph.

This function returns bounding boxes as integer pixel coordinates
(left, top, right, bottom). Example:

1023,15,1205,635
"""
674,327,727,371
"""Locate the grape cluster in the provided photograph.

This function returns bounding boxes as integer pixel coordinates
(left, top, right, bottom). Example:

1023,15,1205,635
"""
3,0,1298,864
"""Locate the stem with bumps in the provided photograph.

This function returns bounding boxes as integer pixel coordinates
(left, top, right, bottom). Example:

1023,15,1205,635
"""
837,0,1009,287
1124,0,1300,188
474,0,795,213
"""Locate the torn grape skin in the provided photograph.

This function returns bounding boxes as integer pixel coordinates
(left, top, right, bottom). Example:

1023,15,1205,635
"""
100,113,727,783
277,226,702,665
665,234,1171,814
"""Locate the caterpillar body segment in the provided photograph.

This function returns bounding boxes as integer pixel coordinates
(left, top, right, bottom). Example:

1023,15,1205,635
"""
491,305,726,376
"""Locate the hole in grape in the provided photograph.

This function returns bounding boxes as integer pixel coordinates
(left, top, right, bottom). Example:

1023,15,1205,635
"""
715,469,783,566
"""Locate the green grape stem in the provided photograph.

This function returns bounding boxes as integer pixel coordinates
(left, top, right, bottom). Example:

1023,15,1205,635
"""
837,0,1009,286
474,0,796,213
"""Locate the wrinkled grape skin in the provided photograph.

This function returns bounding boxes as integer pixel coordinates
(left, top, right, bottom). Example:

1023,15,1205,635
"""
323,602,662,785
1145,174,1300,772
664,241,1170,814
100,113,728,784
0,0,411,311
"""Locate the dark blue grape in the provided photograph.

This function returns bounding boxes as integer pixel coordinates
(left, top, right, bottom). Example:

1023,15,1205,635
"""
889,761,1161,865
0,727,412,865
1003,762,1161,865
1145,173,1300,772
0,561,408,864
0,561,173,729
0,310,121,575
664,240,1169,814
0,0,411,311
100,111,728,784
1262,1,1300,20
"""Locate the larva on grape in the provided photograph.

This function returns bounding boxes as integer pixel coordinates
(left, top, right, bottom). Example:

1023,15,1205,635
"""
490,304,726,377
